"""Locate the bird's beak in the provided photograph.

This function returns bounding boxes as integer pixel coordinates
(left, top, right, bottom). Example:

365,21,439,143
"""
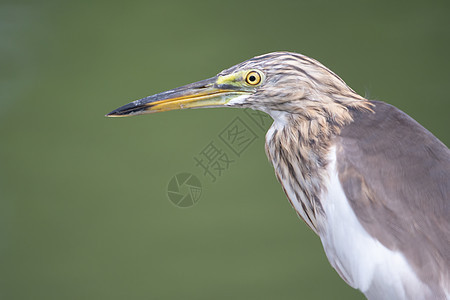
106,76,250,117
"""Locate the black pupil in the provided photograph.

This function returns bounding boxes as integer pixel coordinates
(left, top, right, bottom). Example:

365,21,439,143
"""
249,75,256,82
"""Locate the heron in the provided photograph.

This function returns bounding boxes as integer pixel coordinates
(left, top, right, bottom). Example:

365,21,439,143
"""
107,52,450,299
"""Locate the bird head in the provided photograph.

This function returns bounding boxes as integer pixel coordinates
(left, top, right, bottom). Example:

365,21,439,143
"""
106,52,366,121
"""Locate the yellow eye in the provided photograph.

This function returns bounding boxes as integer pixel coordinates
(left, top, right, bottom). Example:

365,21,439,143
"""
245,71,262,85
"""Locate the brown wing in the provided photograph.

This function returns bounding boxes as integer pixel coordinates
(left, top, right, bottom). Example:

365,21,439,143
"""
335,100,450,296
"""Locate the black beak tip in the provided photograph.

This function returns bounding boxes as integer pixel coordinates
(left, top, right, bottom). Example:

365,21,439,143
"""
105,108,122,117
105,101,148,117
105,110,119,117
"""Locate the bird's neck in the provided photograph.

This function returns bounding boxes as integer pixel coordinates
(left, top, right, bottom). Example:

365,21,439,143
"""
264,100,372,233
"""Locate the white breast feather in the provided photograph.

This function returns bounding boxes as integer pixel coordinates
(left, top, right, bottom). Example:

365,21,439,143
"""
265,113,434,299
320,147,431,299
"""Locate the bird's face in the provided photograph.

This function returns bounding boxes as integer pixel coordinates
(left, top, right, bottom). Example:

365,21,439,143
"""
106,52,358,117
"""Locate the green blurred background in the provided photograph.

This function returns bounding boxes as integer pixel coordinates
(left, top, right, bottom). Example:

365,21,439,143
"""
1,0,449,299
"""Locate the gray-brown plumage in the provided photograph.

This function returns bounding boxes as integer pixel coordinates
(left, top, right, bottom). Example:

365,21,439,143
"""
107,51,450,299
336,101,450,297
